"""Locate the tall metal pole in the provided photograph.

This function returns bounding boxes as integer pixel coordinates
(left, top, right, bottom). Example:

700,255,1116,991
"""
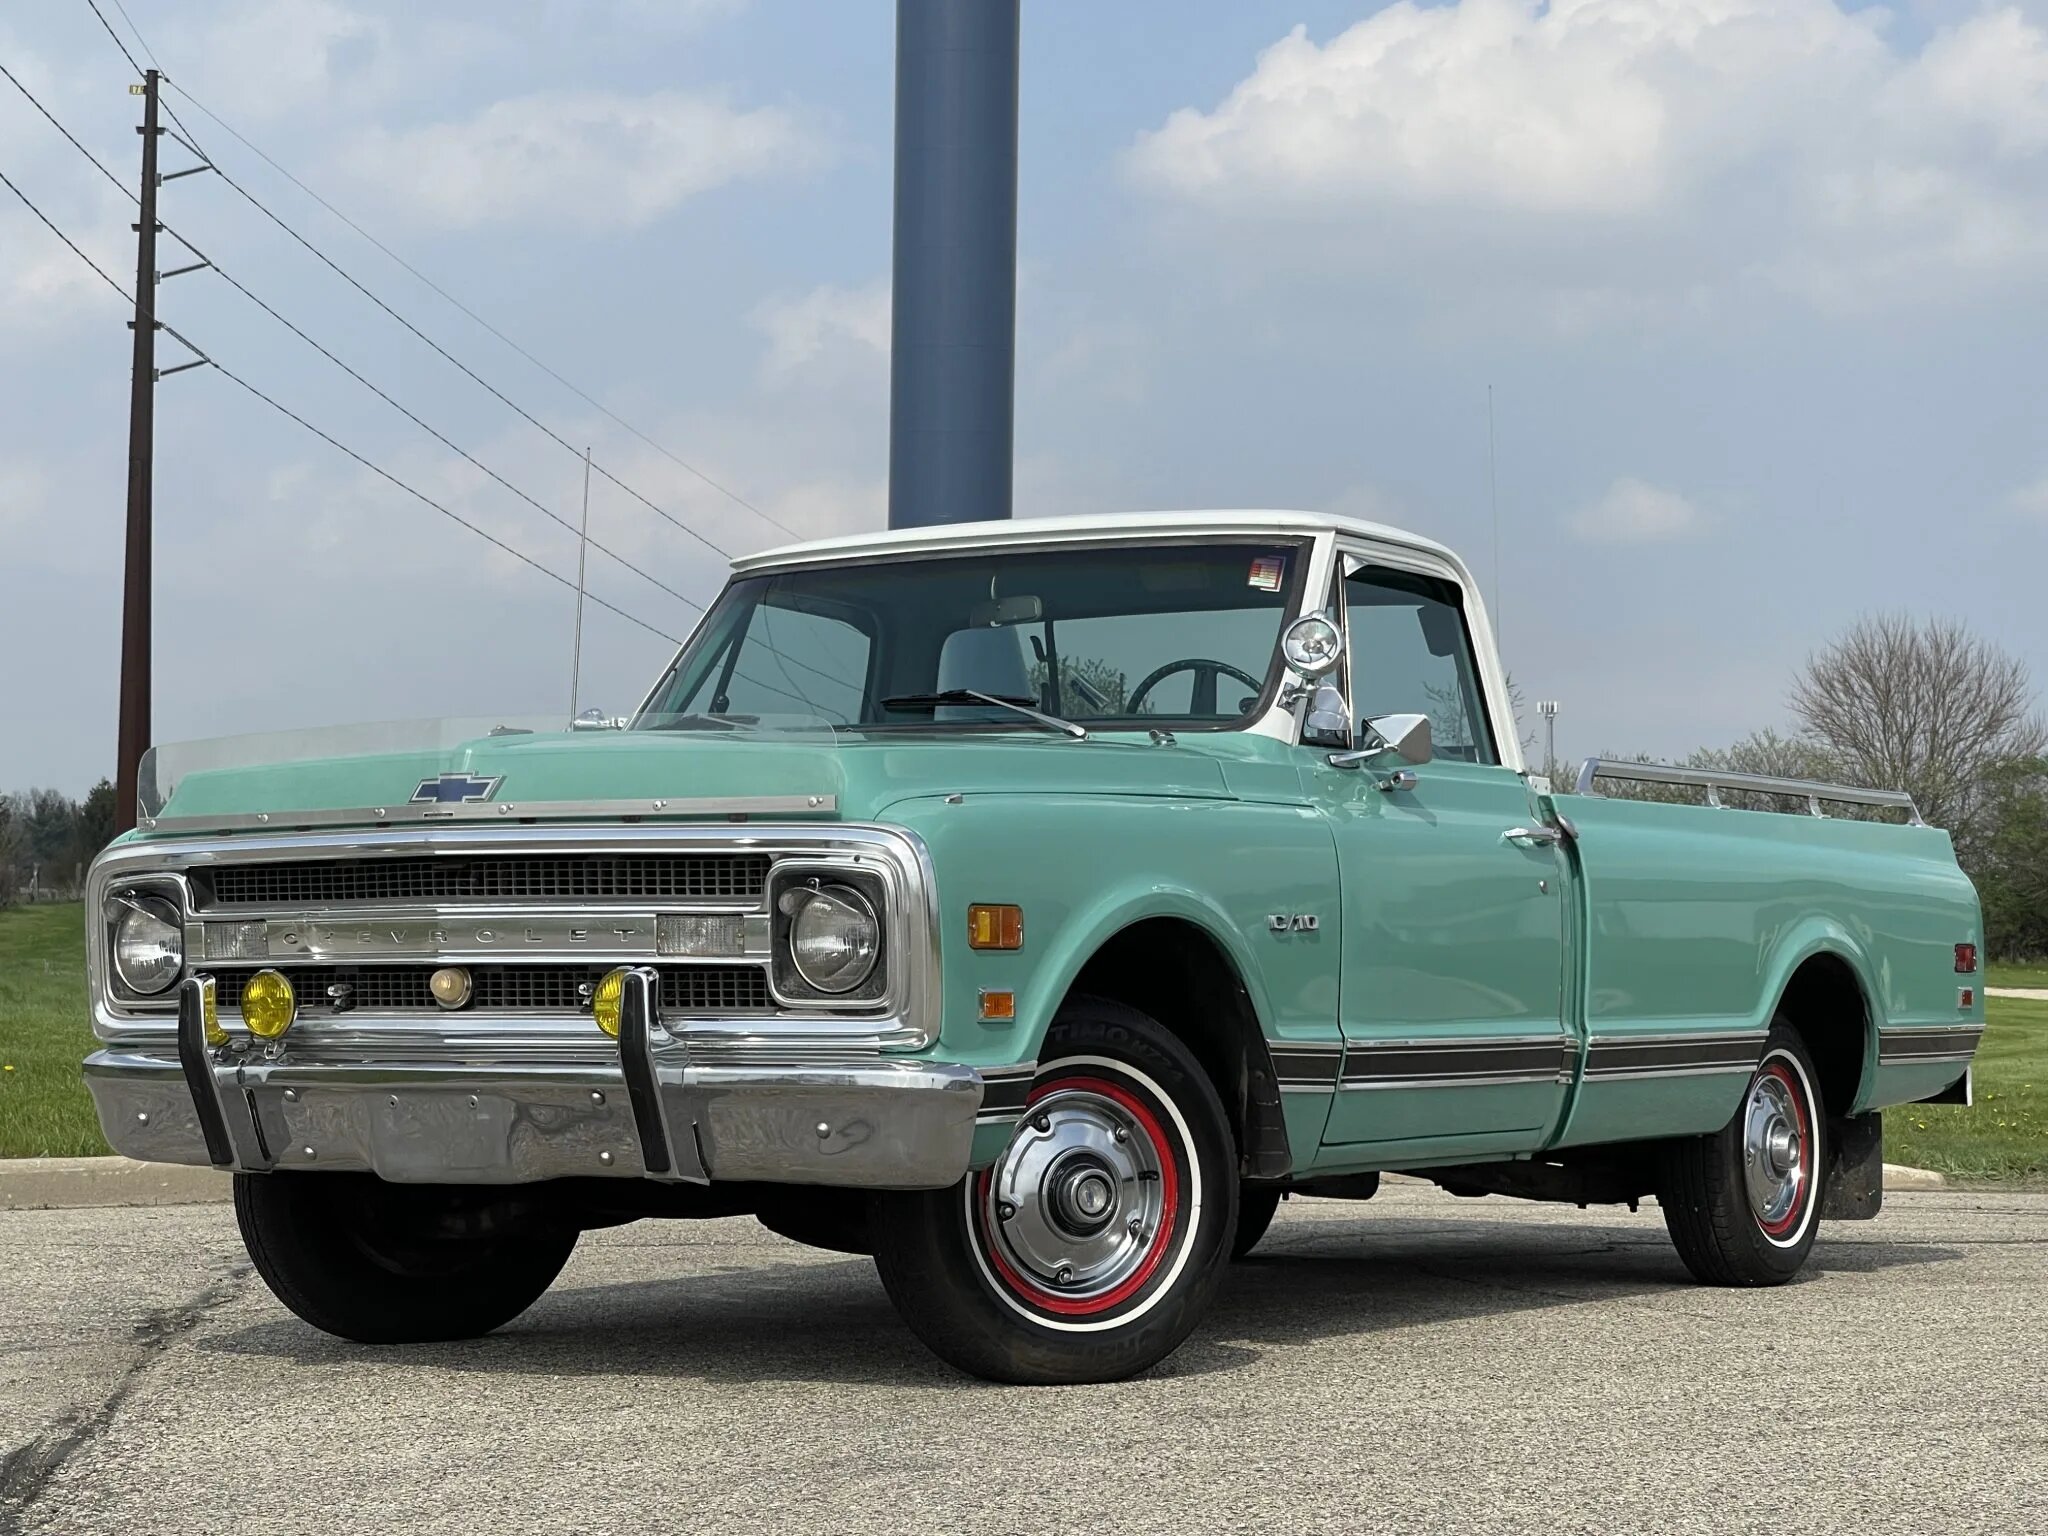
115,70,162,834
568,446,592,722
888,0,1020,529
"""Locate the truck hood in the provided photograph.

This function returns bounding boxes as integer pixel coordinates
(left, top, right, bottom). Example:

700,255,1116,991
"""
134,718,1237,836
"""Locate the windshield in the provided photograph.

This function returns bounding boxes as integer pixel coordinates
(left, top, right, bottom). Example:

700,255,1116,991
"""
633,539,1309,732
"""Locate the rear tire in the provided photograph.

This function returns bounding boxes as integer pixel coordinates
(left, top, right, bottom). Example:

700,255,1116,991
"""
1658,1021,1824,1287
871,996,1237,1384
235,1173,576,1343
1233,1184,1283,1259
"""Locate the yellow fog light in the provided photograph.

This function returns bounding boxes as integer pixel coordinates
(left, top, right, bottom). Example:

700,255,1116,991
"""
200,983,227,1048
429,966,473,1010
240,969,297,1039
591,968,628,1038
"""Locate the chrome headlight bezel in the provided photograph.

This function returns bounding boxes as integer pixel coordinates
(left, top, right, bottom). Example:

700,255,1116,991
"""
106,890,185,998
769,865,889,1007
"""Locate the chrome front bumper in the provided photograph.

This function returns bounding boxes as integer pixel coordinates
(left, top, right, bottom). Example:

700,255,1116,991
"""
85,972,983,1190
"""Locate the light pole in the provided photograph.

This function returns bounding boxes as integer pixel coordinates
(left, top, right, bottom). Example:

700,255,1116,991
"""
1536,700,1559,776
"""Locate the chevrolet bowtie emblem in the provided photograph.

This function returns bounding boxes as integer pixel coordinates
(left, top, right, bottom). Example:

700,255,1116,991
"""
411,773,504,805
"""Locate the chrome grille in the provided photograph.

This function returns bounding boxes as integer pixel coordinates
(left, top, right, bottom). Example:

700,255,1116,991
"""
202,854,771,909
214,964,773,1015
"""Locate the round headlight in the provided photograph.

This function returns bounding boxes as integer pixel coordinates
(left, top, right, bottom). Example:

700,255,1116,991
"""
788,883,880,994
110,895,183,996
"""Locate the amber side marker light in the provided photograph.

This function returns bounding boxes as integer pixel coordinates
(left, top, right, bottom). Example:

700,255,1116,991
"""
1955,943,1979,974
968,904,1024,951
979,988,1017,1023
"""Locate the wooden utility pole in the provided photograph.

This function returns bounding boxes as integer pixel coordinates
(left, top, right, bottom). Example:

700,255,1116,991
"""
114,70,162,833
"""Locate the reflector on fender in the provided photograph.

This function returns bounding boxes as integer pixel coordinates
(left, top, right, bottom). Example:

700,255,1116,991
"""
968,904,1023,950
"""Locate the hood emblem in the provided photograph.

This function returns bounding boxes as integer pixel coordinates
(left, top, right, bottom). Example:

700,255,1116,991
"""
412,773,503,806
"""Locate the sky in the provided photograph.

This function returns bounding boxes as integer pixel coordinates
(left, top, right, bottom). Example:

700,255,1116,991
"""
3,0,2046,794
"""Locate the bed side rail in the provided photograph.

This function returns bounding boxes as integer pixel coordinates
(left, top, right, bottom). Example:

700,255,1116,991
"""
1572,758,1925,826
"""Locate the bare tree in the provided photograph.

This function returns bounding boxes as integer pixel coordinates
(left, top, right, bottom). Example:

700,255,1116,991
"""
1789,614,2046,843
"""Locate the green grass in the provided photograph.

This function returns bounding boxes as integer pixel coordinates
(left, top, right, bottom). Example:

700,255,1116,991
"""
0,902,107,1158
2,901,2043,1179
1884,995,2047,1185
1987,959,2048,990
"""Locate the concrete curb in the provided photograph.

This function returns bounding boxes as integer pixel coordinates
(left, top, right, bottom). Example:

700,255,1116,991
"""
0,1156,231,1211
1986,986,2048,1000
1883,1163,1948,1191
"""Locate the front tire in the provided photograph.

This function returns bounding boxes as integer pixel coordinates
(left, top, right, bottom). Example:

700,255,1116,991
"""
871,996,1237,1384
235,1173,577,1343
1659,1021,1824,1286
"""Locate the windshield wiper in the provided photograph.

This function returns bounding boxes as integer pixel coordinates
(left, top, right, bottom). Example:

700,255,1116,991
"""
638,713,743,732
880,690,1087,740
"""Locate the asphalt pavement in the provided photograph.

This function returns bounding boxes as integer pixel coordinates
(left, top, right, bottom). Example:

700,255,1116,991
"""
2,1182,2042,1535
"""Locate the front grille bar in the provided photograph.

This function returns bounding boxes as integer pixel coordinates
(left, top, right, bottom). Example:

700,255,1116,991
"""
204,852,772,908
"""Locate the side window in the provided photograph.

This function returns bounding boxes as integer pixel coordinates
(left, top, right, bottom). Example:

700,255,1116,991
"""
683,601,871,722
1341,563,1497,765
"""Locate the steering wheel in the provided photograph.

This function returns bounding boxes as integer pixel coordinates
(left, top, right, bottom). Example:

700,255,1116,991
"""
1125,658,1266,717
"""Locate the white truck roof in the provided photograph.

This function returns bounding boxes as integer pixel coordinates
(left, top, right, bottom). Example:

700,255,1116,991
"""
729,509,1468,578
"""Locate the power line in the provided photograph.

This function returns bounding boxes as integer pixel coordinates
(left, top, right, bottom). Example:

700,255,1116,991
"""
104,0,162,69
1,65,704,620
206,359,684,647
157,76,798,541
82,0,145,78
2,157,685,652
0,164,132,305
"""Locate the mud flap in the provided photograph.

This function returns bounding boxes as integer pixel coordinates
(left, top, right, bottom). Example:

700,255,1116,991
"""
1821,1111,1883,1220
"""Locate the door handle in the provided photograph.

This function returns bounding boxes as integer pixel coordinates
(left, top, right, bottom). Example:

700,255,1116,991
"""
1502,825,1564,848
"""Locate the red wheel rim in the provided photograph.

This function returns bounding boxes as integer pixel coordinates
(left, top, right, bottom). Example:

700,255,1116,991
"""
1746,1057,1813,1241
973,1071,1185,1319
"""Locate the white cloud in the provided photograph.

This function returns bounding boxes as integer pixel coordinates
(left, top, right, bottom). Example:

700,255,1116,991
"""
751,281,891,382
1127,1,2048,311
2010,472,2048,519
1569,477,1703,543
346,88,828,231
199,0,397,121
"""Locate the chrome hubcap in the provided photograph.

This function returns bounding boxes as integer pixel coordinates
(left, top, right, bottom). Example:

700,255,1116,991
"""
982,1084,1167,1302
1742,1067,1807,1234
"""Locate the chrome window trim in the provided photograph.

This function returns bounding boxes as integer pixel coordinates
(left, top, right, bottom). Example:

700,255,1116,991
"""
87,823,942,1054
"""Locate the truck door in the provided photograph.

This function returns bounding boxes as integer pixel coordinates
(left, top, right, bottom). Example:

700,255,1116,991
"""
1307,554,1573,1158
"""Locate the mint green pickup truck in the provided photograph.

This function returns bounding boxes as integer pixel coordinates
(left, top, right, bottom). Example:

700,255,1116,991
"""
84,511,1984,1382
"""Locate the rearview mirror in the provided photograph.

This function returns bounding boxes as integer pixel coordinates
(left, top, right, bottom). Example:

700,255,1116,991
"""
969,595,1043,627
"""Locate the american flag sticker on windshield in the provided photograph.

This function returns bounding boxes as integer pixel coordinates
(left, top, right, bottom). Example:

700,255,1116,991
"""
1248,555,1285,591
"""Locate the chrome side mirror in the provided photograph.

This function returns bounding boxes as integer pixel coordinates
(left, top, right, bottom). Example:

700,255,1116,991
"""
1328,712,1433,772
1366,712,1433,765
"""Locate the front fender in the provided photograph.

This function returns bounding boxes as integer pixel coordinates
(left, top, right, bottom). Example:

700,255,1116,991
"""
881,793,1342,1069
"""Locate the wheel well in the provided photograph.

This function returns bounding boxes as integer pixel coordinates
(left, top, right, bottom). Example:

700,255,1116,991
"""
1777,953,1870,1118
1068,918,1291,1179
